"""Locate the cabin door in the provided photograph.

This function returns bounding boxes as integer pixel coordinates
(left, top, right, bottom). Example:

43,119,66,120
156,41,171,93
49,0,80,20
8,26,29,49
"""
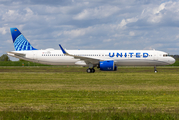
33,52,37,62
153,53,158,61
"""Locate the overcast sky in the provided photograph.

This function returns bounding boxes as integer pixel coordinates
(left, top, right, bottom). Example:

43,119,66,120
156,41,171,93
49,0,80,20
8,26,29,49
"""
0,0,179,60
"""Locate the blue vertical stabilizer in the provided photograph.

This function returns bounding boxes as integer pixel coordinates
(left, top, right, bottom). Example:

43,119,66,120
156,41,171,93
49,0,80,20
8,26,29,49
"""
10,28,37,51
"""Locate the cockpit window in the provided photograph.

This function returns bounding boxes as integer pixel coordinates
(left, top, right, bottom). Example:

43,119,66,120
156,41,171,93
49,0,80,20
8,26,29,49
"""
163,54,168,57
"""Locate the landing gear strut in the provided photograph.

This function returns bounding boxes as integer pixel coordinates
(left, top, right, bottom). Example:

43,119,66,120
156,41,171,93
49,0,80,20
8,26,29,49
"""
154,66,158,73
86,68,95,73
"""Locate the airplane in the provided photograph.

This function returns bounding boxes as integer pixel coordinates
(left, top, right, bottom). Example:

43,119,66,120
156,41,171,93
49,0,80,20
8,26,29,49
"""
7,28,175,73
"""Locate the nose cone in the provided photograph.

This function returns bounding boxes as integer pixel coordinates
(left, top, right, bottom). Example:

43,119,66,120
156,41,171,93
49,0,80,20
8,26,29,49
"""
168,57,175,65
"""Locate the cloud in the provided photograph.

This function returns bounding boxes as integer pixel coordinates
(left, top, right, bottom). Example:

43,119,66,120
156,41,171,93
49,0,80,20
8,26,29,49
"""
103,39,112,42
129,31,135,36
145,3,166,23
73,6,120,20
140,1,179,25
118,17,138,28
6,40,12,43
63,29,86,37
0,0,73,6
0,27,7,34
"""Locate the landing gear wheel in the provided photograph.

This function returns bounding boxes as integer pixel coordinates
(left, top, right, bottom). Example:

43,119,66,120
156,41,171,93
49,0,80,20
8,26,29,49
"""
86,68,95,73
91,68,95,73
93,69,95,73
86,68,91,73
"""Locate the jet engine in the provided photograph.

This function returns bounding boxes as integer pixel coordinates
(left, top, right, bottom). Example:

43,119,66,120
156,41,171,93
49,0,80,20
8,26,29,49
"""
98,60,117,71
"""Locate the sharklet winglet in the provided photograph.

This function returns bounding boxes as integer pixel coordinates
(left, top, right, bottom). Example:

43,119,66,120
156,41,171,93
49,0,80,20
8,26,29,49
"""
59,44,67,54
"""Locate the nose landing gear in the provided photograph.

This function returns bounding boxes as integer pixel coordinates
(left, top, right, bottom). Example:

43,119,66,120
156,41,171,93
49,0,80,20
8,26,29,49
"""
154,66,158,73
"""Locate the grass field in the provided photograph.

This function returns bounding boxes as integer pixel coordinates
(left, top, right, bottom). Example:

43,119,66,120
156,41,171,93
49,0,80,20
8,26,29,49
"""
0,66,179,119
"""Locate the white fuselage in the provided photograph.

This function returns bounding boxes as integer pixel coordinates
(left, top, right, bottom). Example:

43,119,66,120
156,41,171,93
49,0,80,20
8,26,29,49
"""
8,49,175,66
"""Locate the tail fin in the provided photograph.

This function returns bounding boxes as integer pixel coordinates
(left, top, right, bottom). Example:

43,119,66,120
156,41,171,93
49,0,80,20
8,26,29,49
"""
10,28,37,51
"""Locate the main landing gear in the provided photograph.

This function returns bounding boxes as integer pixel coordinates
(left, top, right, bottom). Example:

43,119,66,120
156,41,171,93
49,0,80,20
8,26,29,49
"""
86,63,95,73
86,68,95,73
154,66,158,73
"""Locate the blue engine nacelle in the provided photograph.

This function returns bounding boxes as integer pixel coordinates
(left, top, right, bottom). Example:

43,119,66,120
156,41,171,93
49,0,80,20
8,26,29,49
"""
99,60,117,71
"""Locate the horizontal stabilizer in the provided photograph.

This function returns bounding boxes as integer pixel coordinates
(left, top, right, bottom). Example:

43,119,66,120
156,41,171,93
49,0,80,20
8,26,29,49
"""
7,51,26,57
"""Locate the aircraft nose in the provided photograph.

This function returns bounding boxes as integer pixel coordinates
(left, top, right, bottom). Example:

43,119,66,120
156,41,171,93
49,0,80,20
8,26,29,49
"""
169,57,175,65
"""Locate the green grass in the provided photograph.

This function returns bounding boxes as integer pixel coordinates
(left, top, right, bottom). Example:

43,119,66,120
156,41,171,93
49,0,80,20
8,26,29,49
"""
0,111,178,120
0,61,50,66
0,66,179,119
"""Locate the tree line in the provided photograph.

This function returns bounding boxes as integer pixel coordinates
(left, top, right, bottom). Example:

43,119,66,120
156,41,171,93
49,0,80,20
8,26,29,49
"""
0,54,11,61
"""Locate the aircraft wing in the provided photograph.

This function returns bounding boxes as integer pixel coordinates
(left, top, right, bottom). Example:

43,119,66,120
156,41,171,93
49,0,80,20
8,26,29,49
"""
59,45,100,65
